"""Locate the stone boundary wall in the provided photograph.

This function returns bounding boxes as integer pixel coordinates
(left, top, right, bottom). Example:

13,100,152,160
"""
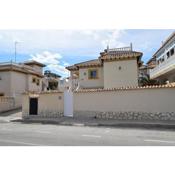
73,111,175,120
74,88,175,120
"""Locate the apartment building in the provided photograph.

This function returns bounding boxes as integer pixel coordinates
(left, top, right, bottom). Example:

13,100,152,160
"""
150,31,175,84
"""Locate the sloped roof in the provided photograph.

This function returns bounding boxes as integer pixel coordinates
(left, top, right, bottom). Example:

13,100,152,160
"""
66,59,102,70
24,60,46,67
66,46,143,71
75,59,102,67
99,50,143,62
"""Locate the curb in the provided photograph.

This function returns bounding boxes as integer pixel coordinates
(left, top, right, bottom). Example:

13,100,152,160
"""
10,119,175,130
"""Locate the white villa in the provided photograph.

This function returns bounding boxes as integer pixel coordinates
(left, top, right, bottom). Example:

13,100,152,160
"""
150,31,175,84
66,44,143,90
0,60,45,97
0,60,47,112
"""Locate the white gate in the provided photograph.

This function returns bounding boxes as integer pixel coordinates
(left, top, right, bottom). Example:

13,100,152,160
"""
64,90,73,117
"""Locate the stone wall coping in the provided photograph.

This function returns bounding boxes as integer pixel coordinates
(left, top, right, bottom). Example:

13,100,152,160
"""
75,83,175,93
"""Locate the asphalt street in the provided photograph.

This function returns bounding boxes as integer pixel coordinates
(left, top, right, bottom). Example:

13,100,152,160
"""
1,109,175,146
1,120,175,145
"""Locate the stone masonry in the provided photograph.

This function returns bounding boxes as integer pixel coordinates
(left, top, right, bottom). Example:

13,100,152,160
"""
74,111,175,121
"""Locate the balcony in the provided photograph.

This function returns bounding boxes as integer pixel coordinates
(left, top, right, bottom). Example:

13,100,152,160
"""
150,56,175,79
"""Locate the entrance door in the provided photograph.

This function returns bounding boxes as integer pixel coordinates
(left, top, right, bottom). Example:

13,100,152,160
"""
64,90,73,117
29,98,38,115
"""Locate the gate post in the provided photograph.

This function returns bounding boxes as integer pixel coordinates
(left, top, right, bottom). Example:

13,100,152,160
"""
64,90,73,117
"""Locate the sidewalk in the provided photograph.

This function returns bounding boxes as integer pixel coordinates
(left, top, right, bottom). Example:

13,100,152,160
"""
12,116,175,130
0,108,22,123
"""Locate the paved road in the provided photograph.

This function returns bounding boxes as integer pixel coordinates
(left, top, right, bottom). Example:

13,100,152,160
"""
1,120,175,145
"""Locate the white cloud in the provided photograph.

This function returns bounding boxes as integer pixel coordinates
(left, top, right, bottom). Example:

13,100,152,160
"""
81,29,126,49
30,51,69,76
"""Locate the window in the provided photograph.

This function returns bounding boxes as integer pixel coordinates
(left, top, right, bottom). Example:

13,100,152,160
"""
167,51,170,58
36,79,40,86
88,69,98,79
170,48,174,56
32,77,36,83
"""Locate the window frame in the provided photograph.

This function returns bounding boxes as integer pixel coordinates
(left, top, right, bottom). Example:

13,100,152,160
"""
88,69,98,80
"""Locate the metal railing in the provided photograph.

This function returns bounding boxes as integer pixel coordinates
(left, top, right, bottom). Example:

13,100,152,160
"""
108,46,132,52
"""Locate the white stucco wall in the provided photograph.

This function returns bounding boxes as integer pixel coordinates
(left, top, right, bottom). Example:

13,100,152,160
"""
27,65,43,73
74,88,175,113
103,59,138,88
27,75,42,92
0,71,11,96
10,71,28,96
79,67,104,88
22,92,64,117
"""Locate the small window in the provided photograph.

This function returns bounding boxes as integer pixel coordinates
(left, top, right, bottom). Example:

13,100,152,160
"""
32,77,36,83
167,51,170,58
170,48,174,56
88,69,98,79
36,79,40,86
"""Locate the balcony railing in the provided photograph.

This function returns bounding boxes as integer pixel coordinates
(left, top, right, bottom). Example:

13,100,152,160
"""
108,46,132,52
150,56,175,79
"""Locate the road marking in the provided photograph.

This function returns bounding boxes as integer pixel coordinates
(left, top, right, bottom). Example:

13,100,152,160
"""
0,139,44,146
82,134,101,138
144,139,175,144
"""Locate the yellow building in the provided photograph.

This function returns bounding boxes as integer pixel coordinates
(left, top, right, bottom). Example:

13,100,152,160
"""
66,45,142,89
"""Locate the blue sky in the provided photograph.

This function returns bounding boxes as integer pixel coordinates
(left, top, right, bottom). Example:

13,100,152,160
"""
0,29,173,77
